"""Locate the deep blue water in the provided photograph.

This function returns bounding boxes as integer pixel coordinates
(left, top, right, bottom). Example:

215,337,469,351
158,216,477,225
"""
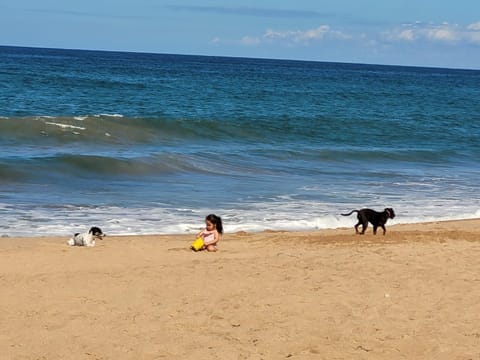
1,45,479,236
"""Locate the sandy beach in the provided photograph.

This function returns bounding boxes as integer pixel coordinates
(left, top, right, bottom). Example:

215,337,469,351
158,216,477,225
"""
1,219,479,359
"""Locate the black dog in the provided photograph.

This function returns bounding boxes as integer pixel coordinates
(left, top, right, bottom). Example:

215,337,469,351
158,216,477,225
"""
341,208,395,235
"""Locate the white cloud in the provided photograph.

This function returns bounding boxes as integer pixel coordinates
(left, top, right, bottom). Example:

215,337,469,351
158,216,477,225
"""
397,29,415,41
236,20,480,50
385,21,480,44
425,27,458,42
467,22,480,31
296,25,331,41
467,22,480,44
264,28,290,40
250,24,351,46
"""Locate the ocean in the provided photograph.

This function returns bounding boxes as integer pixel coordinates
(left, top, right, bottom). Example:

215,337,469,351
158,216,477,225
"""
1,45,479,237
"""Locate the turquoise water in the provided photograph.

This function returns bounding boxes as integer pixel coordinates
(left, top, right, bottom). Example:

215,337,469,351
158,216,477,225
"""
1,46,479,236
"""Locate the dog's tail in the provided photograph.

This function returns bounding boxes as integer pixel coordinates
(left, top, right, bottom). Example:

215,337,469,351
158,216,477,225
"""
341,210,358,216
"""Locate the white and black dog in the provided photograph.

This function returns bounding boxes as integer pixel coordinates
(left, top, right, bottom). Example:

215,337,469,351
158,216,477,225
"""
67,226,105,247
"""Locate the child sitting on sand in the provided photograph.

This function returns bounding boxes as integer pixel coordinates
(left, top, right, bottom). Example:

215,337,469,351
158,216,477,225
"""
193,214,223,252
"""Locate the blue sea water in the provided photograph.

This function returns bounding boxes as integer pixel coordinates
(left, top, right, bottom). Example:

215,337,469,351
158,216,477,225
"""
0,45,479,236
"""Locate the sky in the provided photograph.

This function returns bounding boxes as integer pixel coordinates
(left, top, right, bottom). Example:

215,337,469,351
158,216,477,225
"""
1,1,480,69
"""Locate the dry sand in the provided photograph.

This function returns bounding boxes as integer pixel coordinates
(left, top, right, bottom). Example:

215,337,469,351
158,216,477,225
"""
1,219,479,359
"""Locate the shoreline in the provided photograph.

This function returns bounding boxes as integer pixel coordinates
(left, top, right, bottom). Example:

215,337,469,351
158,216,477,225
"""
0,217,480,241
2,218,479,359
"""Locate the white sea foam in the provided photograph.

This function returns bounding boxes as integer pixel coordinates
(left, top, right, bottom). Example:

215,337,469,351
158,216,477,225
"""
45,122,86,130
1,202,478,238
94,113,124,118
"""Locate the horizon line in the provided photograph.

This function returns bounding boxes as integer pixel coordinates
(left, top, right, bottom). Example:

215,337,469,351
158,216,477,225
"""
1,43,478,72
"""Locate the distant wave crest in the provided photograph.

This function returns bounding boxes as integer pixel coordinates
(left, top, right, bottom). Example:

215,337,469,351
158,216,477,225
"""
0,114,344,145
0,152,227,182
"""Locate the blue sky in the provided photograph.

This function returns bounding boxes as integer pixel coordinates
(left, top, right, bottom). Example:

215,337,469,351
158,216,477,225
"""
1,1,480,69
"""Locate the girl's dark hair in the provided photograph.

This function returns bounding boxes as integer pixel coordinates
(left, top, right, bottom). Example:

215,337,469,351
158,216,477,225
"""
206,214,223,234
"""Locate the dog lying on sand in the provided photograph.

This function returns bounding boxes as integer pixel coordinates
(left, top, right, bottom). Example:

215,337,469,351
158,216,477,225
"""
341,208,395,235
67,226,105,247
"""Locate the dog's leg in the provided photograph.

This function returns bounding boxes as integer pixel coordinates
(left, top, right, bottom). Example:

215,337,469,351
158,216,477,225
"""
356,212,369,234
360,222,368,234
381,225,386,235
373,225,378,235
356,220,368,234
354,222,361,234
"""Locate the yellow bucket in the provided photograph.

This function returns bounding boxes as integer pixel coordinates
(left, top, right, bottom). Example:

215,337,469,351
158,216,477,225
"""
191,237,204,251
